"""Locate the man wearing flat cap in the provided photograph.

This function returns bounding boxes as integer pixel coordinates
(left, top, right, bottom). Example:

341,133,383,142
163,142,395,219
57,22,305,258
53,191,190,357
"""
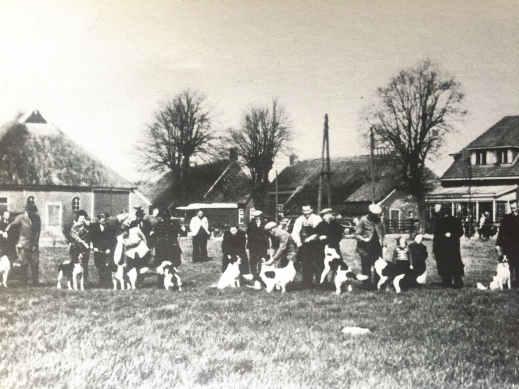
316,208,344,256
264,221,297,267
246,209,268,279
291,204,323,288
355,203,385,287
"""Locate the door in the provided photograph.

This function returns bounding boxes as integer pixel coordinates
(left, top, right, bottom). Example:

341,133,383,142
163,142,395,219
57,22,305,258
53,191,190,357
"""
94,191,129,216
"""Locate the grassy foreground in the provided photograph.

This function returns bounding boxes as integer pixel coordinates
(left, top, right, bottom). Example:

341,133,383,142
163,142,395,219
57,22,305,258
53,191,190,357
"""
1,237,519,388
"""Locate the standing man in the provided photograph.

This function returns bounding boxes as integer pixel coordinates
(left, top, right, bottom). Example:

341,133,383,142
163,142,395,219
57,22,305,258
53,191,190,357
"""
496,201,519,287
90,212,116,288
316,208,344,255
291,205,323,288
246,210,268,279
355,203,385,288
264,221,298,267
190,209,210,262
69,210,92,284
433,204,464,288
6,202,40,286
0,211,15,261
222,225,248,274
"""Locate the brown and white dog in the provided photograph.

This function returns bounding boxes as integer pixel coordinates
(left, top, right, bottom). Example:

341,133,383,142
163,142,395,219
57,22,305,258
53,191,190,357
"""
140,260,182,291
320,245,368,294
213,255,242,289
374,257,427,294
477,255,511,291
260,259,297,293
0,255,11,287
57,261,85,290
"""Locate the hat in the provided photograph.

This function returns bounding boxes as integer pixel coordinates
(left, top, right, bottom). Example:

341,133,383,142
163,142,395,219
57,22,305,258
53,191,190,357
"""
97,212,106,219
319,208,333,216
77,210,88,218
302,205,313,214
252,210,263,217
264,221,277,231
368,203,382,215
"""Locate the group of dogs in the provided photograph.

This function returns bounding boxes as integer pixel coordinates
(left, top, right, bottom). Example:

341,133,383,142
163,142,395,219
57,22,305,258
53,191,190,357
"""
0,238,512,293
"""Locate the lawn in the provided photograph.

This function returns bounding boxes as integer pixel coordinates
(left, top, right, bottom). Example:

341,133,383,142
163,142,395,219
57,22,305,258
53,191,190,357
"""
1,237,519,388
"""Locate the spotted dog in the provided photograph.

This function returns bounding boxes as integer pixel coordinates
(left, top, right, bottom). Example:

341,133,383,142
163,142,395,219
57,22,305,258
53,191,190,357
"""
320,245,368,294
57,260,85,290
260,259,297,293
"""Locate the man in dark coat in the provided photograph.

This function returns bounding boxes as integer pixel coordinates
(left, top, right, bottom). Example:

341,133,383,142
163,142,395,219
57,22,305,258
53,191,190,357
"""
496,201,519,287
0,211,16,261
246,210,268,278
69,210,92,284
432,204,464,288
90,212,116,287
316,208,344,254
222,225,248,274
152,210,182,267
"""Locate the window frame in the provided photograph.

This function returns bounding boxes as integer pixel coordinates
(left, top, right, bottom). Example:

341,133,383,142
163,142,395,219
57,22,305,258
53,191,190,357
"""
46,201,63,228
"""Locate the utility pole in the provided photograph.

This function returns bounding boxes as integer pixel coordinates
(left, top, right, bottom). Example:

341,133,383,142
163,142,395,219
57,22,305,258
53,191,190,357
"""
318,114,331,212
275,169,279,222
369,126,376,203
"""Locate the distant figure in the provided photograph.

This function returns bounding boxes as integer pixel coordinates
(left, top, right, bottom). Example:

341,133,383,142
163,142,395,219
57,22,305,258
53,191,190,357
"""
0,211,15,261
408,234,428,287
496,202,519,287
478,211,494,240
292,205,323,288
432,204,464,288
222,225,248,273
355,204,385,288
6,202,41,286
190,210,209,262
69,210,92,284
90,212,116,288
246,210,268,278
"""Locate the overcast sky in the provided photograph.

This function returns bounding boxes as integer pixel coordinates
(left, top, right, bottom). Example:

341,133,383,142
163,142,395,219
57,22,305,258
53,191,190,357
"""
1,0,518,181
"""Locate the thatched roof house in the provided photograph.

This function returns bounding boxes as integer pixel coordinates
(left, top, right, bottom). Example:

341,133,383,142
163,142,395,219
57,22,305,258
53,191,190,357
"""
0,111,150,245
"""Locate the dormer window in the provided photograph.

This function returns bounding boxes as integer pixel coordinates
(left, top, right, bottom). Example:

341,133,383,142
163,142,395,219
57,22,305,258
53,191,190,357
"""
475,150,487,165
497,149,509,164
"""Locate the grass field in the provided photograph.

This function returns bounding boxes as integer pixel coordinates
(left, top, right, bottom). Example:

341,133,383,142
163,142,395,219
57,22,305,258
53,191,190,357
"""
1,237,519,388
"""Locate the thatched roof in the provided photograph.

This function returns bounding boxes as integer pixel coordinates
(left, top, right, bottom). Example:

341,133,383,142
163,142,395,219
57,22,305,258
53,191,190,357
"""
143,159,251,209
443,116,519,180
344,176,396,203
0,111,133,189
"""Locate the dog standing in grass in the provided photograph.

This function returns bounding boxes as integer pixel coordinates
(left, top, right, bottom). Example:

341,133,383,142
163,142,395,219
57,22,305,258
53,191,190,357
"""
57,253,85,290
0,254,11,287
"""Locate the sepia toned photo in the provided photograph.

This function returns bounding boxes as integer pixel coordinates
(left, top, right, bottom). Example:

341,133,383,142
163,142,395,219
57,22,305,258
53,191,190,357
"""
0,1,518,388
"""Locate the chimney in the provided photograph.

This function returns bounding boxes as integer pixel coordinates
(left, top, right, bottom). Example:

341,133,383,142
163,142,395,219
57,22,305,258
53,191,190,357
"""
289,153,298,166
229,147,238,161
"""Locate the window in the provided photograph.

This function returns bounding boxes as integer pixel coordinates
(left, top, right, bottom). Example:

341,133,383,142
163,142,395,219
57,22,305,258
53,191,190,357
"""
475,151,487,165
0,197,7,213
72,196,80,212
238,208,245,226
390,209,400,221
497,150,509,165
47,203,62,227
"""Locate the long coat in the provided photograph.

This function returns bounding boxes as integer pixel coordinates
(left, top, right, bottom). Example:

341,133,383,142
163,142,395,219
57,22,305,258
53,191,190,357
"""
246,220,268,256
433,215,464,277
153,218,182,266
496,213,519,262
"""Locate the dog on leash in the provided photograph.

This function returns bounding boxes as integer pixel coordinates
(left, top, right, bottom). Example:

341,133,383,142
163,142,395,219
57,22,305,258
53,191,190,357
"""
477,255,511,291
260,259,297,293
319,245,368,294
374,257,427,294
0,255,11,287
212,255,242,289
57,261,85,290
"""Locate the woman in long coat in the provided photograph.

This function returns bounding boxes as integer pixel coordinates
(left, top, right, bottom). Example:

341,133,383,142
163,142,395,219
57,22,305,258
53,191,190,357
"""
433,205,464,288
152,210,182,267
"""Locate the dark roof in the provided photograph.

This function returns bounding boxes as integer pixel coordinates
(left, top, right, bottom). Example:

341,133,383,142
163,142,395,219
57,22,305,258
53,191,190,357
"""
0,114,133,188
344,176,396,203
442,116,519,180
144,159,251,209
272,155,400,207
465,116,519,149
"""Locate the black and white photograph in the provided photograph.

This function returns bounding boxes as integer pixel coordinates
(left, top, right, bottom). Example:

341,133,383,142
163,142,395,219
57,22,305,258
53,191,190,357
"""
1,1,518,388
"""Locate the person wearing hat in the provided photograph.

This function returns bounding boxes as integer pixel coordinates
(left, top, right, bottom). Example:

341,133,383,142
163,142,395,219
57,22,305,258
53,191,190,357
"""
90,212,117,287
246,209,268,279
354,203,385,288
190,209,210,262
69,209,92,284
316,208,344,256
291,204,323,288
222,225,248,274
130,206,153,247
264,221,297,267
5,201,41,286
433,203,464,288
496,201,519,287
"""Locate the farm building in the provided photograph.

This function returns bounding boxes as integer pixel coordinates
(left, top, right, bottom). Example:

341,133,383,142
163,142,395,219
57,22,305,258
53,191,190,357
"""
144,150,254,229
0,111,150,245
426,116,519,224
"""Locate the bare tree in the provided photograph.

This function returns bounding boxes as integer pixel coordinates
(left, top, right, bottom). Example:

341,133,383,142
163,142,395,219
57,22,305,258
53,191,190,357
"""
228,99,291,207
139,90,213,181
365,59,466,224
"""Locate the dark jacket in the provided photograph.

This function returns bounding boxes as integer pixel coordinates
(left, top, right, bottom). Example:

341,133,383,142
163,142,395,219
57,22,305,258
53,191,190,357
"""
496,213,519,257
222,230,247,259
316,220,344,250
246,219,268,254
90,223,116,253
433,215,464,276
408,242,427,274
153,218,182,266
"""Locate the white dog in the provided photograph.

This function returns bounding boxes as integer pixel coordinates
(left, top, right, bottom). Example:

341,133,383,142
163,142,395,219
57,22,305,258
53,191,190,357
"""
260,259,296,293
57,261,84,290
477,256,511,291
0,255,11,287
213,255,242,289
139,260,182,291
319,245,368,295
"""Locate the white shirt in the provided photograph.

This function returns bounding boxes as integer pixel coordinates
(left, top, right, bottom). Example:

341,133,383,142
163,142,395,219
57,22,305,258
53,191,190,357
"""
291,213,322,247
190,216,209,237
